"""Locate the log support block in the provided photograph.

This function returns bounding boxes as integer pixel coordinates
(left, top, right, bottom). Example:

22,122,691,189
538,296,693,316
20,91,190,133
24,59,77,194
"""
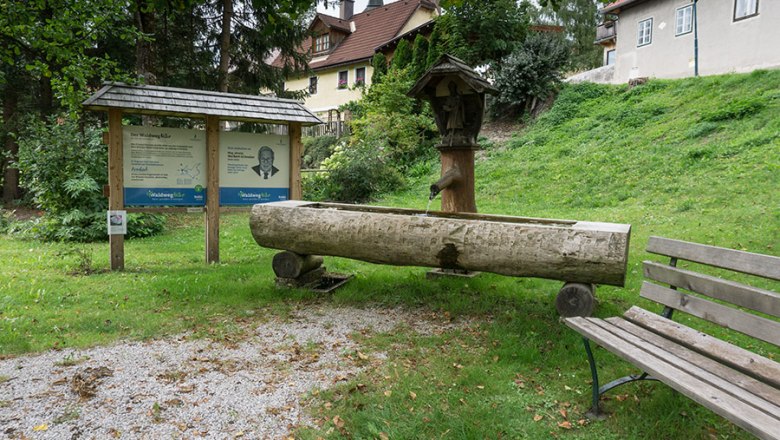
556,282,596,317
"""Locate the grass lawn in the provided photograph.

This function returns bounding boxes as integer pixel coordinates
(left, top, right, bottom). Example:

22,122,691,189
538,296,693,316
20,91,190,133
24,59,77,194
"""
2,71,779,438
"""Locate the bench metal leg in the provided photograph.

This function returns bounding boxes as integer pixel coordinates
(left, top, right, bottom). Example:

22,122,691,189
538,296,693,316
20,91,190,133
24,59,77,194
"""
582,337,660,420
583,337,604,419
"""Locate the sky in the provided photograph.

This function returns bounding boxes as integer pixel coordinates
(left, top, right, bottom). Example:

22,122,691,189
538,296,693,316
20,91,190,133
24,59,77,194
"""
317,0,400,17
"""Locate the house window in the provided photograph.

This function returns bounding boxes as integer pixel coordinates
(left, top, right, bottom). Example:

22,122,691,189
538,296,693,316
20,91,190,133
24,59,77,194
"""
734,0,758,20
337,70,348,89
309,76,318,94
314,33,330,53
676,5,693,35
606,49,616,66
637,18,653,47
355,67,366,86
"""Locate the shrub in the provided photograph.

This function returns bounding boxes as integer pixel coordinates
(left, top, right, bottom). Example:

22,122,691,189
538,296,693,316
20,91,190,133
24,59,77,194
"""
15,116,165,242
302,135,340,169
490,33,570,118
304,141,403,203
304,70,437,203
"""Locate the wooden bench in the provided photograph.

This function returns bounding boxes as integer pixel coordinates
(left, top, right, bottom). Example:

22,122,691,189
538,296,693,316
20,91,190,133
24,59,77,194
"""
564,236,780,439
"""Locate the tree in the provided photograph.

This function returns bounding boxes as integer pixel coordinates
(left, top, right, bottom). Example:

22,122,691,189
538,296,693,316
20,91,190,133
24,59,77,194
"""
410,34,429,79
535,0,603,71
391,39,413,71
371,53,388,84
490,33,570,118
425,23,445,69
437,0,530,69
0,0,137,206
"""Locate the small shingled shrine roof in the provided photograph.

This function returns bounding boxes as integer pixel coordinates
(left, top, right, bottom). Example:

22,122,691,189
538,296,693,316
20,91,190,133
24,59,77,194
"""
82,83,323,126
407,54,497,98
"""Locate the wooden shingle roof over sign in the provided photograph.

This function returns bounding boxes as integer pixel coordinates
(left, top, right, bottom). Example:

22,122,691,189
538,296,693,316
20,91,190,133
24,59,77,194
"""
82,83,323,126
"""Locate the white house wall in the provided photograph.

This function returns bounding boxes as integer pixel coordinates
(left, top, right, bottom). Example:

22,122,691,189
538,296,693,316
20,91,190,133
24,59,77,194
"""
613,0,780,83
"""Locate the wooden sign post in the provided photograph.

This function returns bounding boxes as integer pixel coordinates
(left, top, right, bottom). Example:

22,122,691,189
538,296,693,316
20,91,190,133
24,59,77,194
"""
108,109,125,270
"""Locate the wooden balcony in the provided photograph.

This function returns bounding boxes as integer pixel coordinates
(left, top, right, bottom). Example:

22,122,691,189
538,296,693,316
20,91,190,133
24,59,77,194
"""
595,22,616,44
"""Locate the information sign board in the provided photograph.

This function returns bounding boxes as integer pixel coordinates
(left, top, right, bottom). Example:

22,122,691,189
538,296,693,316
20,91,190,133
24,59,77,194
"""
123,127,206,206
218,132,290,205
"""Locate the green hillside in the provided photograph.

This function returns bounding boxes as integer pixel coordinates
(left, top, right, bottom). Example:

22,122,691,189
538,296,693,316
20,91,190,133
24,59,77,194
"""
388,69,780,264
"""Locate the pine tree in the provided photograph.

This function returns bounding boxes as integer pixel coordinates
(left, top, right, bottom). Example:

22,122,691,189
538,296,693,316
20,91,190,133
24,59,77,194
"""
371,53,388,84
391,39,413,70
411,34,429,79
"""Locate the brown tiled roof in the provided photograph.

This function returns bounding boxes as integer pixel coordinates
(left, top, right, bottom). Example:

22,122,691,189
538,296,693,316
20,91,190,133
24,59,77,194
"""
318,14,352,33
273,0,436,72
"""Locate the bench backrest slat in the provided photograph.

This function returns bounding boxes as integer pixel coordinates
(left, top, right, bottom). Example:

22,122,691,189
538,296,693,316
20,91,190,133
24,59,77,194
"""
640,282,780,346
647,236,780,281
643,261,780,318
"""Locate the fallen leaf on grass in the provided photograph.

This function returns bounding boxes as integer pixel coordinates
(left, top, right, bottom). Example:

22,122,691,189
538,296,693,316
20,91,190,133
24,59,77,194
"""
533,415,543,422
383,390,392,397
557,421,572,430
409,391,417,400
379,433,389,440
559,409,568,419
333,416,345,428
33,424,48,431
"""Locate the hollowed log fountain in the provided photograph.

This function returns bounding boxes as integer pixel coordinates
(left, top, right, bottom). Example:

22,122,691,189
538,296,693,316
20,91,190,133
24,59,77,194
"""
249,55,631,316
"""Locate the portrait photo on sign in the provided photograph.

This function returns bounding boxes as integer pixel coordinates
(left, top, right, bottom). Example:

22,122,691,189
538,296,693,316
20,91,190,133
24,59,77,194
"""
251,146,279,180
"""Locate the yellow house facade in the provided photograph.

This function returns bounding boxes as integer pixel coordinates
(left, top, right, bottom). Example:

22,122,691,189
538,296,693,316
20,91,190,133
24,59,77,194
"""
276,0,438,118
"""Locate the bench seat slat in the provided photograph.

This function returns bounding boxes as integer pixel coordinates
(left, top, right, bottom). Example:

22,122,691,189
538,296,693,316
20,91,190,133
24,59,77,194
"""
588,318,780,416
624,306,780,388
646,236,780,281
640,282,780,346
643,261,780,318
565,316,780,440
605,317,780,407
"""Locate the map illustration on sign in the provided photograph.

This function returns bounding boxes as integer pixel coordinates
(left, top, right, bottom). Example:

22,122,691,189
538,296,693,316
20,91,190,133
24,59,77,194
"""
123,127,206,206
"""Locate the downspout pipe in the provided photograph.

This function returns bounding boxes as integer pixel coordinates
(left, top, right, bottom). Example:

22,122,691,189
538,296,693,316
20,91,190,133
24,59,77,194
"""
694,0,699,77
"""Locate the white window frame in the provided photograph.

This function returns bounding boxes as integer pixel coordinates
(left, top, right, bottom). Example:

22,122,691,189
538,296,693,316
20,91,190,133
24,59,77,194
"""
637,18,653,47
337,70,348,89
314,33,330,53
355,67,366,85
675,5,693,36
734,0,758,21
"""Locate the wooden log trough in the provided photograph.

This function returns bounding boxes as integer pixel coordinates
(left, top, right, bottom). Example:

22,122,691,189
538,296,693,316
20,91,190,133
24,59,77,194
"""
250,201,631,316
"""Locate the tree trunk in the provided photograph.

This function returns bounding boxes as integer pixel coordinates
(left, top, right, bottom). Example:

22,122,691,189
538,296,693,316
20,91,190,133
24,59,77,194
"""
38,4,54,118
250,201,632,286
2,84,20,206
134,0,156,126
217,0,233,93
134,0,156,84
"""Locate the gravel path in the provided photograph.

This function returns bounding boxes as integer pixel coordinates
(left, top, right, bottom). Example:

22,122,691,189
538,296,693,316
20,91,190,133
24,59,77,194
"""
0,305,465,439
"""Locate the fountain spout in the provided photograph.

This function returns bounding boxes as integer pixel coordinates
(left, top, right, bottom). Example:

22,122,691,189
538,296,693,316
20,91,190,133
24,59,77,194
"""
429,166,462,200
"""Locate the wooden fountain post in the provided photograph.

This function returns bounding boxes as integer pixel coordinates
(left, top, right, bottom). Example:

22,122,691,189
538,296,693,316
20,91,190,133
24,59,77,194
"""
408,54,497,214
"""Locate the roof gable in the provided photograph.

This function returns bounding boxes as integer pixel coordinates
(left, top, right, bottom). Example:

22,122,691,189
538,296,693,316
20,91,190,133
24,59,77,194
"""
274,0,436,72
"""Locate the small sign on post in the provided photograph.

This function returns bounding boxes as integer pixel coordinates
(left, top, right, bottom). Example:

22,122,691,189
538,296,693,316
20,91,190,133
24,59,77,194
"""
107,210,127,235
